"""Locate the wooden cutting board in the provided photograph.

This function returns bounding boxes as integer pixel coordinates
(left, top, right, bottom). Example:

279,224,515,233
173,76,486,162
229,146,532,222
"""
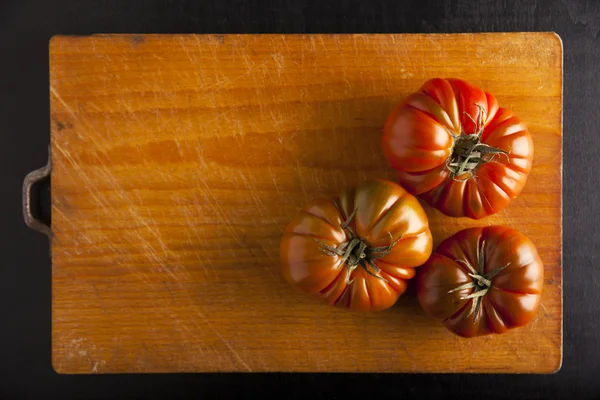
49,33,562,374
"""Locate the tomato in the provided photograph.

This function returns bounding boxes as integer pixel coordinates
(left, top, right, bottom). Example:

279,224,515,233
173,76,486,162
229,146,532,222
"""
382,78,534,219
416,226,543,337
280,179,433,311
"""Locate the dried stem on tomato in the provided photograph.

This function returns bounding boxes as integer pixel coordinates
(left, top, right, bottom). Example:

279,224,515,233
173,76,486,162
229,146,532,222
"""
315,208,401,285
448,239,510,320
446,105,509,181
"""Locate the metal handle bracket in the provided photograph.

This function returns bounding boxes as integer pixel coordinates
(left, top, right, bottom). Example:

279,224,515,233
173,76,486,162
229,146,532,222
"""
23,150,52,236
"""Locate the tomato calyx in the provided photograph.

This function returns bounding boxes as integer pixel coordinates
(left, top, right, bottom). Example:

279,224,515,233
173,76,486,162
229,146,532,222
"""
315,208,402,285
447,105,508,181
448,239,510,320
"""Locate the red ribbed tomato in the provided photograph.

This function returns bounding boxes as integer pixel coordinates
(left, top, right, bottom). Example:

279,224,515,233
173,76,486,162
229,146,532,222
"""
417,226,544,337
280,179,433,311
382,78,533,219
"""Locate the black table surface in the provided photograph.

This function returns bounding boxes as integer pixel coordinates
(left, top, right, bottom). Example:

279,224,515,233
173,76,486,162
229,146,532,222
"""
2,0,599,398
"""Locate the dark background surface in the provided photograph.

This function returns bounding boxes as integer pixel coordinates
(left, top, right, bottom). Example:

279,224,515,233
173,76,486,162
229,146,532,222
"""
1,0,599,398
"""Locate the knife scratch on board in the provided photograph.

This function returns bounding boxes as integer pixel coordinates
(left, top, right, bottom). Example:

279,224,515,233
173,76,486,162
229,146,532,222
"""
50,86,77,117
195,175,244,245
397,340,417,363
51,205,93,245
91,360,106,374
195,310,253,372
294,159,309,203
51,88,181,288
178,36,196,64
182,206,211,278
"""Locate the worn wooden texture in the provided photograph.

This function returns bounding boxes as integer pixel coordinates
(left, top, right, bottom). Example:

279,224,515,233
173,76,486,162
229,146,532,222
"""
49,33,562,374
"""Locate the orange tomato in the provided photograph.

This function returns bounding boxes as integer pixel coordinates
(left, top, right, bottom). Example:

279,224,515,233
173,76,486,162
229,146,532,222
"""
280,179,433,311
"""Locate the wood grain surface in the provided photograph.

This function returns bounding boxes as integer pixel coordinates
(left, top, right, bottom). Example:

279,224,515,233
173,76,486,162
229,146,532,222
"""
49,33,562,374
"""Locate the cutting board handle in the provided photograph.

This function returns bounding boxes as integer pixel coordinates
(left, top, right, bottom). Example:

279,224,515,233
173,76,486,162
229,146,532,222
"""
23,146,51,237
